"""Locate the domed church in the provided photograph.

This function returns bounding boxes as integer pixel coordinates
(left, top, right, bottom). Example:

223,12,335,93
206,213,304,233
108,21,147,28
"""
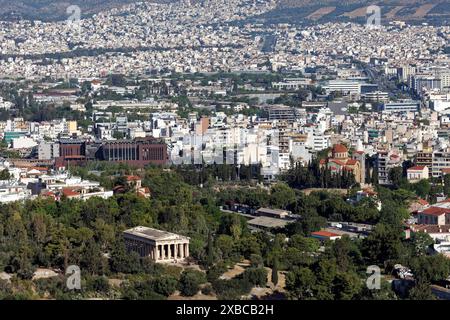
319,144,365,184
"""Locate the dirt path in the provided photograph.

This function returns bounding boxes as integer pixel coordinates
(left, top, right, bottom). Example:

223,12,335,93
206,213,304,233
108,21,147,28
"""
168,290,218,300
220,260,250,280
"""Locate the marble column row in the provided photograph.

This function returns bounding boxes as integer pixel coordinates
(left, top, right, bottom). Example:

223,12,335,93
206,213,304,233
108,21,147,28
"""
154,242,189,261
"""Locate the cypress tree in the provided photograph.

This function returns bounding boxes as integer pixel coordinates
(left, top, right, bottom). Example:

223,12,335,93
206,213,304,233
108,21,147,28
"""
271,259,279,287
206,232,214,266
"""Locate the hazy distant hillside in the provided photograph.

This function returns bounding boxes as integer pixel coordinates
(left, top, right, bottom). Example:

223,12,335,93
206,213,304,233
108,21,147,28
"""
278,0,434,7
251,0,450,26
0,0,448,25
0,0,124,20
0,0,163,21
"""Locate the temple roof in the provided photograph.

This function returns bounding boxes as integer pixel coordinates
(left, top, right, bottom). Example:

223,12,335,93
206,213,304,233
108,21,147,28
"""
123,226,189,242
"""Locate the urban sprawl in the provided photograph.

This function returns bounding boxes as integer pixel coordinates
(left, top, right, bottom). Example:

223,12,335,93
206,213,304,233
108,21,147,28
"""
0,0,450,300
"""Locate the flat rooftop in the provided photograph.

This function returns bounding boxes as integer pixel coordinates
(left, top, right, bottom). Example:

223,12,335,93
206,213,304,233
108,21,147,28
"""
247,216,293,229
256,207,291,215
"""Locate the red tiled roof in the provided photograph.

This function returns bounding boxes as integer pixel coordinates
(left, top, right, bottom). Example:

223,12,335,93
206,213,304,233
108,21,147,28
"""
41,191,57,199
421,207,449,216
417,199,429,206
126,175,141,181
332,144,348,153
29,166,48,172
311,231,341,238
408,166,426,171
113,185,126,193
346,159,358,165
362,188,377,196
62,188,80,197
411,225,450,234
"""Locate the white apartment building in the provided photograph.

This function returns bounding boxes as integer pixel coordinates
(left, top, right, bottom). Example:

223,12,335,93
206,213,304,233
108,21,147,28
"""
397,65,416,82
38,141,60,160
11,136,38,149
377,150,402,185
0,97,13,110
0,182,32,203
430,93,450,113
323,80,361,95
407,165,429,182
304,127,331,152
290,139,312,165
362,91,389,103
272,78,312,91
441,73,450,89
432,150,450,178
383,100,420,113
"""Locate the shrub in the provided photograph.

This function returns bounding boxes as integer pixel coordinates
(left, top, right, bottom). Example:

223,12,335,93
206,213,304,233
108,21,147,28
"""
250,254,264,268
207,263,228,282
179,270,207,296
212,278,253,300
151,275,178,296
87,276,110,294
242,267,267,287
201,284,213,295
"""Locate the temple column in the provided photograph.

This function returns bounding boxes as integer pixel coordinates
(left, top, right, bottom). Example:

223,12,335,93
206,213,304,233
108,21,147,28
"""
174,242,178,259
185,243,189,258
179,243,184,258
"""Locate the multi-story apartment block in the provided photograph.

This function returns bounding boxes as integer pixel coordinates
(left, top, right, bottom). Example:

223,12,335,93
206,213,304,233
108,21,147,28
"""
377,150,402,185
432,150,450,178
38,141,60,160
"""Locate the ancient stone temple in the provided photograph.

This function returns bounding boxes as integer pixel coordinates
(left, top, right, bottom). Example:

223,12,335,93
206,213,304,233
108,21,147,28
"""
123,226,190,263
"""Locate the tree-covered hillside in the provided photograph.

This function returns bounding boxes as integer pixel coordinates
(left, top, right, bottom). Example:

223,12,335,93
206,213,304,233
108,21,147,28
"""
0,162,448,300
